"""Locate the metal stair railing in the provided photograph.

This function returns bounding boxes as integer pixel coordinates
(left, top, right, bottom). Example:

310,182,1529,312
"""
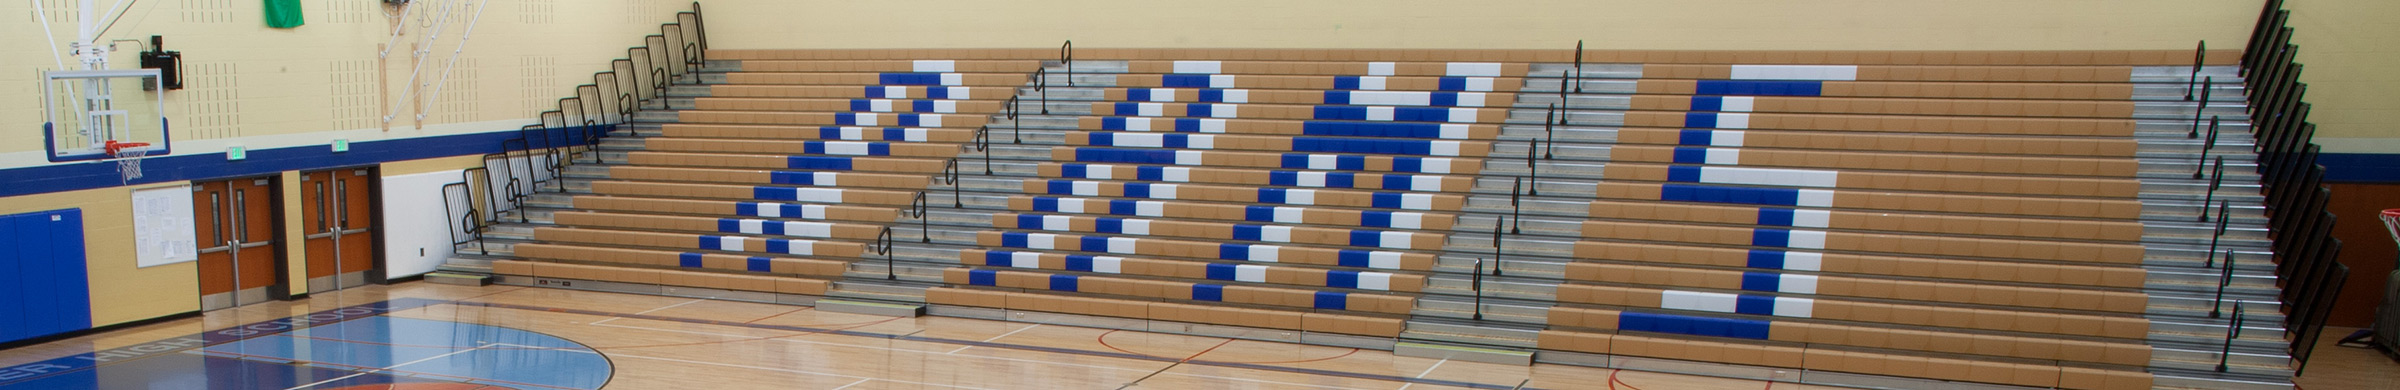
450,1,708,251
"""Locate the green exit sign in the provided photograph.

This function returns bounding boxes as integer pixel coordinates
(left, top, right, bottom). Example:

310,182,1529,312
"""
332,139,350,152
226,146,247,161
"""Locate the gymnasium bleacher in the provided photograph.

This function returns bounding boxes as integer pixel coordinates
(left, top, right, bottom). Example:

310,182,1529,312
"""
445,47,2305,390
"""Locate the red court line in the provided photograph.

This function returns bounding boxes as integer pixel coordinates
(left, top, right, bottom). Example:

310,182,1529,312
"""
1092,329,1361,365
1608,368,1647,390
1094,329,1181,360
1181,338,1238,362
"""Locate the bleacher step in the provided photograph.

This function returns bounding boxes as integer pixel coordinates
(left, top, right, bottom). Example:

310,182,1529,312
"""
424,272,494,286
1392,341,1534,366
1399,317,1545,348
814,298,926,318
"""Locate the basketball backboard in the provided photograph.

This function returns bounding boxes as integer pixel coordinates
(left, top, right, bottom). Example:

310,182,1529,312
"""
43,69,170,163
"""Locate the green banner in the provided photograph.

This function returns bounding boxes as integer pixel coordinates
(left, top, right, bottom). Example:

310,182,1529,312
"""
265,0,303,28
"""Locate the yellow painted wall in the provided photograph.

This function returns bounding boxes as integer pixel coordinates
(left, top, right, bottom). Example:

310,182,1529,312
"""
1,0,698,160
0,185,200,327
280,171,306,296
2281,0,2400,153
706,0,2260,51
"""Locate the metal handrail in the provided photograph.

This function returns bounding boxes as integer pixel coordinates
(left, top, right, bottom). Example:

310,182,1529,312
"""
1006,97,1025,144
2188,77,2212,139
1543,103,1558,160
2205,200,2230,268
1509,177,1524,234
2187,41,2206,101
944,158,964,208
1489,218,1507,276
2200,157,2225,222
910,191,931,243
2195,116,2220,179
875,226,897,280
1571,40,1585,93
2217,300,2244,372
1524,138,1540,196
441,181,485,255
687,2,708,54
660,25,686,78
1060,40,1073,87
1472,258,1486,320
2211,250,2237,318
972,126,994,174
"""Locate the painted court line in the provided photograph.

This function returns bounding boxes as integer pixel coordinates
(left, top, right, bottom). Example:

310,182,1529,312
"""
595,298,710,325
460,300,1529,389
609,353,993,390
586,321,1152,374
1153,371,1385,390
286,344,498,390
947,323,1043,354
829,378,872,390
1395,358,1449,390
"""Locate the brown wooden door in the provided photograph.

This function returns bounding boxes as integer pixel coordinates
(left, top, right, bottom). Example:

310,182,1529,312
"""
193,177,281,310
302,168,377,292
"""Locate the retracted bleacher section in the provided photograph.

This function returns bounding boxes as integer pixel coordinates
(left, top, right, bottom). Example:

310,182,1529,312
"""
477,56,1040,303
464,48,2304,390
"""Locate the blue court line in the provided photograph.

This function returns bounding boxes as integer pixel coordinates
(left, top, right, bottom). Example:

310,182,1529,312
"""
449,301,1537,390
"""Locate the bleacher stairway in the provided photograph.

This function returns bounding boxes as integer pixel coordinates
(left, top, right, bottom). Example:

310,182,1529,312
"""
443,50,2298,390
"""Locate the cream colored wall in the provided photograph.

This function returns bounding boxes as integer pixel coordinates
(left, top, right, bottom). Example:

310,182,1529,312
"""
1,0,696,165
0,185,200,327
2281,0,2400,153
707,0,2259,51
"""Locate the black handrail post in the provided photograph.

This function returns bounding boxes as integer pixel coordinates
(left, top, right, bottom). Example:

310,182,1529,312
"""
1572,40,1585,93
2217,301,2244,372
2187,40,2206,101
1543,103,1557,160
881,226,897,281
2211,250,2237,318
2189,77,2212,139
2200,157,2225,222
1510,177,1524,234
1525,138,1540,196
689,2,707,53
2205,200,2230,267
1472,258,1486,321
914,191,931,243
1035,68,1050,115
947,158,964,208
1009,96,1025,144
1061,40,1073,87
976,126,994,174
1491,218,1506,276
2195,116,2220,179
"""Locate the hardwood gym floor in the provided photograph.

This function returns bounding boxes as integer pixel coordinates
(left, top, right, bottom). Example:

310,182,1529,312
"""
0,283,1876,389
12,282,2396,389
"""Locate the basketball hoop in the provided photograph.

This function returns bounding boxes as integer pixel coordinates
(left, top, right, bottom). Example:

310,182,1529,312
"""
105,140,150,184
2381,209,2400,248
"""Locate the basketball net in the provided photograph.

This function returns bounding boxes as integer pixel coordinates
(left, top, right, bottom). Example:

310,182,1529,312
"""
105,140,149,184
2381,209,2400,249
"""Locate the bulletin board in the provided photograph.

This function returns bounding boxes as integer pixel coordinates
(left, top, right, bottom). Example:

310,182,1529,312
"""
130,185,198,268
